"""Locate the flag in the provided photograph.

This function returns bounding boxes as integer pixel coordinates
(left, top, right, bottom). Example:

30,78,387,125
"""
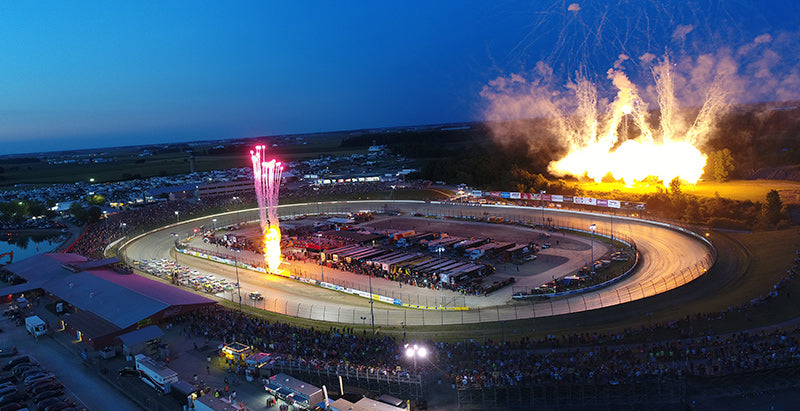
589,224,597,231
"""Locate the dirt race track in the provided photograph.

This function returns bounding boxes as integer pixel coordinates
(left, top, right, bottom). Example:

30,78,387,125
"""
121,200,717,327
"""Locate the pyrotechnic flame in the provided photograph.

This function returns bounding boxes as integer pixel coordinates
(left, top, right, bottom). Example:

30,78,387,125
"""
251,145,283,274
545,56,727,186
482,52,736,187
264,226,282,274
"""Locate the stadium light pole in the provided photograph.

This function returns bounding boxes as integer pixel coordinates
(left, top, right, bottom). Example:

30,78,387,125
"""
171,233,179,266
175,210,179,223
589,224,596,274
609,209,614,250
437,246,445,307
233,249,242,311
317,233,324,282
212,218,217,231
369,270,375,334
540,190,546,227
404,343,427,372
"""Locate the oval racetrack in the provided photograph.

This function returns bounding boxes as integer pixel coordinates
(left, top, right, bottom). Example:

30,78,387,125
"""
121,200,714,326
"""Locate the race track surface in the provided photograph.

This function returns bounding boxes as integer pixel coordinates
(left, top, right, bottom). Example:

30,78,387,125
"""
121,201,713,326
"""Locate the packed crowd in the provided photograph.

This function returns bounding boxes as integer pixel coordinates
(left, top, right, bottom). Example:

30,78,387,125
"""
170,295,800,391
64,195,244,258
175,306,405,377
448,325,800,388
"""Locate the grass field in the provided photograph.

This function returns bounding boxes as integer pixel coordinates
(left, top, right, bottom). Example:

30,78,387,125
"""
581,179,800,204
0,136,363,186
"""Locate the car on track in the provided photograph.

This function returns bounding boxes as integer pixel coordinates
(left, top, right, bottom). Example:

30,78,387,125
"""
248,292,263,301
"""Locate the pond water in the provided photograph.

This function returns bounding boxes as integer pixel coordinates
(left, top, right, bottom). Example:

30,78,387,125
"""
0,232,68,263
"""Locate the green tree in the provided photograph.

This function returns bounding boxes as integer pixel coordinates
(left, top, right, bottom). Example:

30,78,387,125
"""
69,202,88,224
87,206,103,224
706,148,735,182
669,177,682,197
761,189,784,226
683,198,703,224
86,194,106,205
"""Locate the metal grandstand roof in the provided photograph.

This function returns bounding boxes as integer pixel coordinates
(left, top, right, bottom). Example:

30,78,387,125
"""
118,325,165,346
3,253,214,330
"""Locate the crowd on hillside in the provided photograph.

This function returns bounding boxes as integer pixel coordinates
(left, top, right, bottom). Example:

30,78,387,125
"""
171,298,800,391
65,195,244,259
175,306,403,377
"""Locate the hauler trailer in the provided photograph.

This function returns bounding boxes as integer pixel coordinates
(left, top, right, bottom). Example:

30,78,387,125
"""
135,354,178,394
25,315,47,337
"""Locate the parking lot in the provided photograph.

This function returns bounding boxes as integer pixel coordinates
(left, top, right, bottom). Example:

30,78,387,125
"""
1,299,140,411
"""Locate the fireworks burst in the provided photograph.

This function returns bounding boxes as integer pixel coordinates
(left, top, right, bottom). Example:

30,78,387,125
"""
250,145,283,274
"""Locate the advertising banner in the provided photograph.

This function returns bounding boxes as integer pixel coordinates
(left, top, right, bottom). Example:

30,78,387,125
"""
551,195,563,202
510,192,521,199
608,199,621,208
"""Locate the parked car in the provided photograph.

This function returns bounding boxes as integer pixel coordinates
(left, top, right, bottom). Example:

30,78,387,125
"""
0,390,27,406
118,367,140,377
33,389,62,403
43,402,71,411
2,357,29,372
0,347,17,359
0,402,23,411
0,384,15,396
35,397,64,410
29,381,62,395
25,374,54,386
11,364,37,377
21,368,47,379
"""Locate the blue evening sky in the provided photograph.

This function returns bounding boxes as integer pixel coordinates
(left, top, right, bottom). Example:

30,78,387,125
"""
0,1,797,154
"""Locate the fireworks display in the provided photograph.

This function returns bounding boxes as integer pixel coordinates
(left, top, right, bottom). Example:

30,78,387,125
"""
547,56,725,185
250,144,283,274
482,53,732,186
